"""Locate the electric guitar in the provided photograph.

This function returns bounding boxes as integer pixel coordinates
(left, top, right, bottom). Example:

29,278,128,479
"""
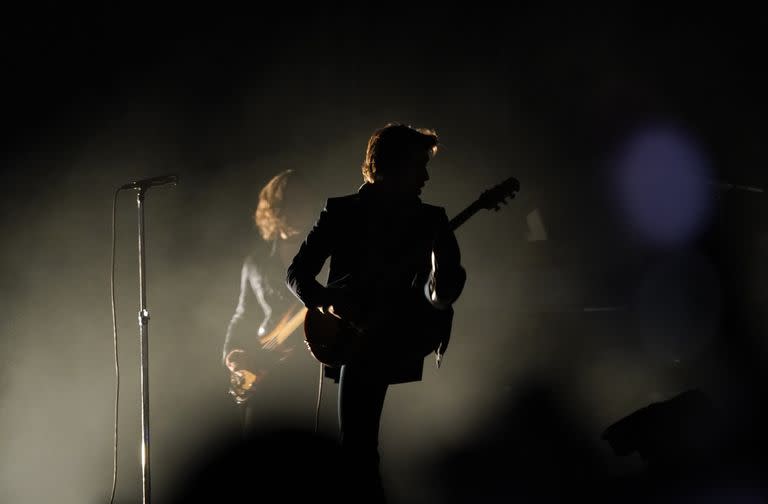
302,176,520,367
227,302,308,404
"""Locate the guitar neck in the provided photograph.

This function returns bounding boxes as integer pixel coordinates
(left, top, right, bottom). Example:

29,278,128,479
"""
449,200,483,232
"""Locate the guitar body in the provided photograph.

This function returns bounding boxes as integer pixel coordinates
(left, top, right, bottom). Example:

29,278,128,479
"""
227,303,308,404
303,309,348,367
303,288,453,367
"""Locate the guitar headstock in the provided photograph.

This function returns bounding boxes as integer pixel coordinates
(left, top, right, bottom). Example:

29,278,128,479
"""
477,176,520,211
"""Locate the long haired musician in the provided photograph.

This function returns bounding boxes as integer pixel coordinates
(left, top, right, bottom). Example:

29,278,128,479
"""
222,169,318,429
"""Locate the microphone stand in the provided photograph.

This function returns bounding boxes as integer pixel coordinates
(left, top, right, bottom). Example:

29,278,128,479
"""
136,187,152,504
119,174,176,504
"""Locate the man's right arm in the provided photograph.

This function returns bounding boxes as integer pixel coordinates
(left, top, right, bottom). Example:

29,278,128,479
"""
427,208,466,310
286,200,335,310
425,208,466,367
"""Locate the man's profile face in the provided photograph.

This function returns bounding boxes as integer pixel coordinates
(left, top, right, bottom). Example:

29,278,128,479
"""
384,147,430,196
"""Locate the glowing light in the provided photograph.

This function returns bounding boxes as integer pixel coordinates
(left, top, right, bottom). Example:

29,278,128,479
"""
613,124,714,247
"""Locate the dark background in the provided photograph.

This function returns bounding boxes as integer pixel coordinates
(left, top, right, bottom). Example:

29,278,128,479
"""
1,5,767,503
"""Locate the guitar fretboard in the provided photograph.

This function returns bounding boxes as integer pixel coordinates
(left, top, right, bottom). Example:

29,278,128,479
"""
449,200,483,231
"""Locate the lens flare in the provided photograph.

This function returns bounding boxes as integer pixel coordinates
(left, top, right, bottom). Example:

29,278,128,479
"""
613,124,714,247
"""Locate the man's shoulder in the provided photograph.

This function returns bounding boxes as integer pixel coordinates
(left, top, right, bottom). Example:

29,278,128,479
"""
325,193,447,220
325,193,361,210
420,202,446,213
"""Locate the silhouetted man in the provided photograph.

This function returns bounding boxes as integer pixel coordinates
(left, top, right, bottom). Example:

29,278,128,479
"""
287,123,466,501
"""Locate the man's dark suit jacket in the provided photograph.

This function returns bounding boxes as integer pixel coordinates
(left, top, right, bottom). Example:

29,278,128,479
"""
286,182,465,384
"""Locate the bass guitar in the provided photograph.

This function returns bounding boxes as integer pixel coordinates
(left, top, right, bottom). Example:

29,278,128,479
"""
228,302,308,404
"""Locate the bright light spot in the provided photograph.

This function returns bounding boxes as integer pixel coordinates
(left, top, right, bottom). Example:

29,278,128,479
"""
613,124,714,247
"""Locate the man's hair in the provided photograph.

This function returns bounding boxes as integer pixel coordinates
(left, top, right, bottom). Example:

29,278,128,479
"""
254,169,302,241
361,123,439,183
